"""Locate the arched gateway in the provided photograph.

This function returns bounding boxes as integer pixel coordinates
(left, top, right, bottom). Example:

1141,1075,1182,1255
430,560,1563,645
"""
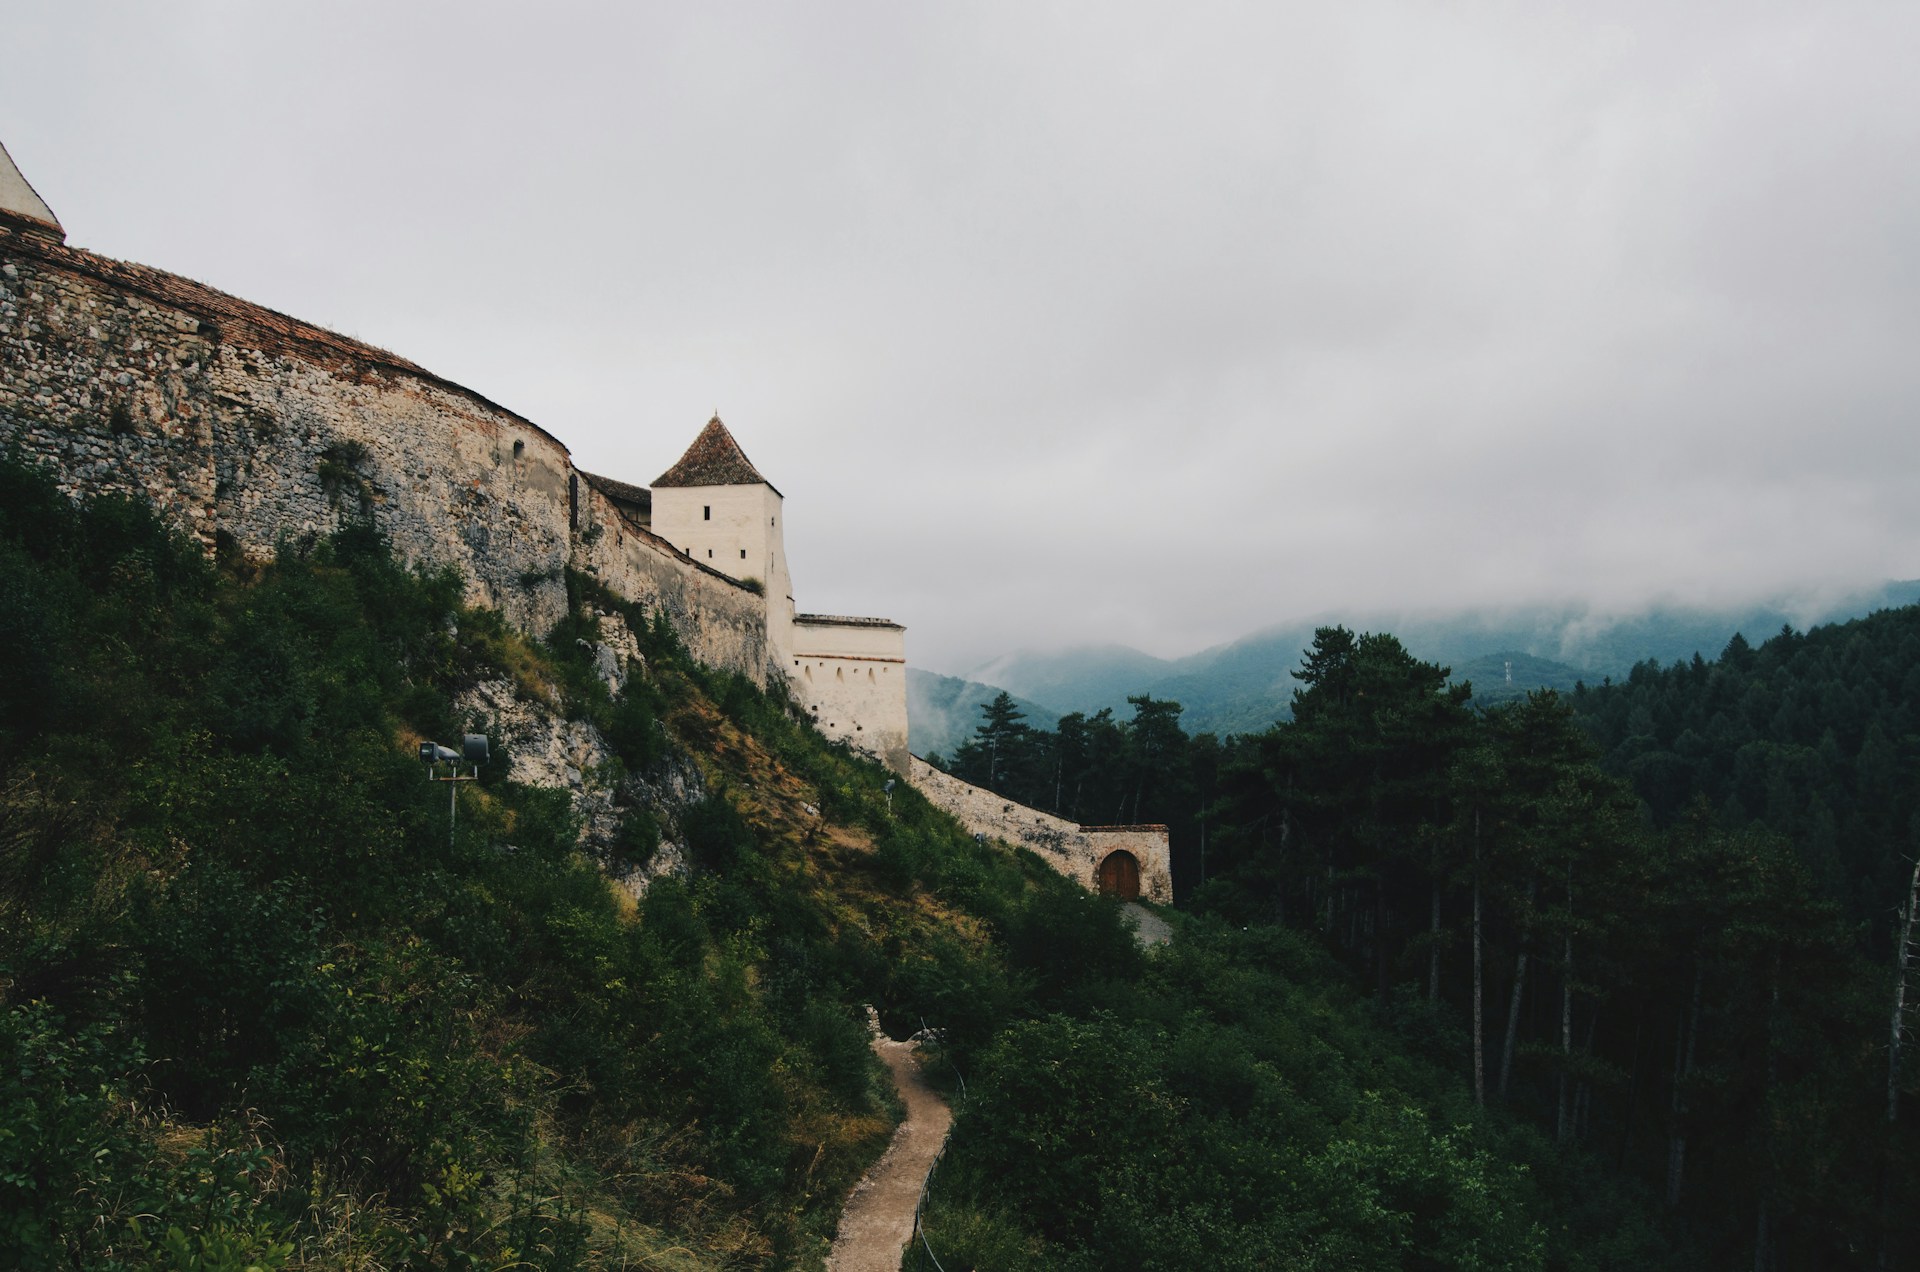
1096,850,1142,901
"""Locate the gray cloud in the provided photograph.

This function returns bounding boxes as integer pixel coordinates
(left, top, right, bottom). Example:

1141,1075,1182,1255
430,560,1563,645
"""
7,1,1917,670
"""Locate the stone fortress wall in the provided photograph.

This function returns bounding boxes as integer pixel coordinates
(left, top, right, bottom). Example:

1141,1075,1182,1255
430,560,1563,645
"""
1,146,1165,899
0,222,775,684
907,758,1174,904
569,475,771,678
0,195,902,770
2,225,563,636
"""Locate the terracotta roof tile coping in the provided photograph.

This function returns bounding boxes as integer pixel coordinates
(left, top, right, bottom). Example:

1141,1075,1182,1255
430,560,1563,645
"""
577,470,651,511
652,416,781,495
795,613,904,629
0,228,571,458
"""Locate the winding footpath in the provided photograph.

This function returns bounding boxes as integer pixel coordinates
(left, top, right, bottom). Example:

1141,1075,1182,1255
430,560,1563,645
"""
827,910,1166,1269
826,1024,954,1272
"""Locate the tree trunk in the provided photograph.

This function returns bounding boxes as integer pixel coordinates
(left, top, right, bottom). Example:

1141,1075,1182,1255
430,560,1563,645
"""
1500,945,1530,1102
1755,958,1780,1272
1557,862,1575,1142
1621,1007,1646,1171
1878,858,1918,1271
1499,876,1539,1103
1557,931,1574,1144
1473,811,1485,1107
1666,962,1703,1207
1375,878,1390,997
1575,1012,1598,1144
1890,855,1920,1126
1429,873,1442,1004
1666,1004,1686,1206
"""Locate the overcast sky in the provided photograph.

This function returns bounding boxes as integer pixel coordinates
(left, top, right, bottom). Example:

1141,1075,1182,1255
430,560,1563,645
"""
7,2,1918,672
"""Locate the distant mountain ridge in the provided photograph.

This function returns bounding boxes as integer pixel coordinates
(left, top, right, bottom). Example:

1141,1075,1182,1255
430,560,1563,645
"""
938,581,1920,737
906,669,1061,759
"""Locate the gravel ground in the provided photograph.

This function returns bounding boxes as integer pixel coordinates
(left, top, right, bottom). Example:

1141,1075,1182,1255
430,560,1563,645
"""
827,1027,954,1272
1124,901,1173,946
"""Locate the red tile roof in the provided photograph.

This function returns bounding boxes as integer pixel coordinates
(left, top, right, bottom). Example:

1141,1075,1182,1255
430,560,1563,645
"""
652,416,778,493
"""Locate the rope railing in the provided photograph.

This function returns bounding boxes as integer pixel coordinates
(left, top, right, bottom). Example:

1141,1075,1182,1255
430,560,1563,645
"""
908,1020,964,1272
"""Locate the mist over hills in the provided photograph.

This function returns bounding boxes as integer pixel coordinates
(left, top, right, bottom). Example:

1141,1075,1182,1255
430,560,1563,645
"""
906,669,1061,760
924,581,1920,741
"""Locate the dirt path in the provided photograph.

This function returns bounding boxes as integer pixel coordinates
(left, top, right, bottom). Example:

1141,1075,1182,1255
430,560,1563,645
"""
827,1022,953,1272
1124,901,1173,946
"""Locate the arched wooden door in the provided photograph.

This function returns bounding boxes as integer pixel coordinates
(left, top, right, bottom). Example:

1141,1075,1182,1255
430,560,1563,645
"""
1097,850,1141,901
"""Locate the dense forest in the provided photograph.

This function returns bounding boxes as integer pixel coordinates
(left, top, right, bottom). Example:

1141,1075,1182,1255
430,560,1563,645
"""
5,455,1917,1269
927,621,1920,1269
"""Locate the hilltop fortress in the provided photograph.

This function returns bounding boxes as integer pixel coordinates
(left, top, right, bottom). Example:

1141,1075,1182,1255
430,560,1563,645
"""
0,139,1168,903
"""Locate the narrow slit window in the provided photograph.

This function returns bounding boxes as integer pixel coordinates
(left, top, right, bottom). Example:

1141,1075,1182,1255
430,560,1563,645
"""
740,549,747,559
703,505,711,520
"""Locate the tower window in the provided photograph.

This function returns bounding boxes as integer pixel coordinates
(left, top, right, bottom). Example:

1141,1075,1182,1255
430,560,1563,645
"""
707,549,713,558
512,439,525,458
703,506,711,520
740,549,747,559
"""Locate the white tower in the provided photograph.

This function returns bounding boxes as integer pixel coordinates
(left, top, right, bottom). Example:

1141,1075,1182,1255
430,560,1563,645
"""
649,416,796,671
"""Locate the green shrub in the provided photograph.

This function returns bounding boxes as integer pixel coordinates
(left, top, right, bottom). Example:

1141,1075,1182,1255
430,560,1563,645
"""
614,805,661,868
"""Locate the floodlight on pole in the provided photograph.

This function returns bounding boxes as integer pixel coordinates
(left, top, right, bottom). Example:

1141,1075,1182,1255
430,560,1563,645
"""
423,734,489,846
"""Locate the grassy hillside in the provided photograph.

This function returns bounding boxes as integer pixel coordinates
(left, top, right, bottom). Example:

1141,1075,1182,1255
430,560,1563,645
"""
0,460,1097,1269
2,460,1712,1269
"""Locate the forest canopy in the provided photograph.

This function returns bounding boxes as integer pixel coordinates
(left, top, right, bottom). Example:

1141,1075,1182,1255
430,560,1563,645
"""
927,619,1920,1269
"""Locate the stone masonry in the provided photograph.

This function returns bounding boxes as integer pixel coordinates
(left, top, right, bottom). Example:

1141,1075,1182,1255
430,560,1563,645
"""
0,224,767,680
907,757,1173,904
